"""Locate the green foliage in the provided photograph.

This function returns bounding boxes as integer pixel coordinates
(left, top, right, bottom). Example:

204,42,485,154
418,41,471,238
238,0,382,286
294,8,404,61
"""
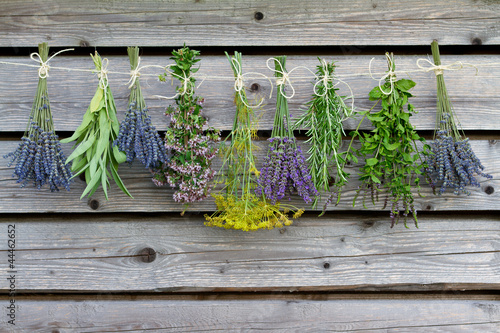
61,52,131,200
351,53,427,227
293,58,355,210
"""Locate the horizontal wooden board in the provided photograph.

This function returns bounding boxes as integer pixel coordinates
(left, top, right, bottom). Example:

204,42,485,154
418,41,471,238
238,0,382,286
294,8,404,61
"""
0,214,499,292
2,296,499,332
0,139,498,213
1,54,499,132
0,0,499,47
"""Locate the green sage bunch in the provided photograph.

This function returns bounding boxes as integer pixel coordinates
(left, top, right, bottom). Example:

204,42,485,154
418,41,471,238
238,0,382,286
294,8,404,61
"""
352,53,428,227
61,52,131,199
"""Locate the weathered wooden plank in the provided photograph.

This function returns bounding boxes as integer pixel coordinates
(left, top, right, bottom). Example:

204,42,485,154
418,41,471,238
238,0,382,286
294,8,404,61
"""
1,296,499,332
0,139,498,213
0,0,499,47
1,54,499,131
0,214,499,292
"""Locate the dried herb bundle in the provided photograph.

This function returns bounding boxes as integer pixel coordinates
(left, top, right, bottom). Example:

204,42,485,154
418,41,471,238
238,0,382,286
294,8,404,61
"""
115,47,168,170
4,43,72,191
425,40,492,195
351,53,427,227
256,56,318,205
293,58,354,210
152,46,220,205
205,52,300,231
61,52,131,199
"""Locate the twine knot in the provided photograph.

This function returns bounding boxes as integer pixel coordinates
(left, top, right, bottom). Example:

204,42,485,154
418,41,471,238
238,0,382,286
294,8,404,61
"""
416,58,477,76
30,48,74,79
369,54,398,95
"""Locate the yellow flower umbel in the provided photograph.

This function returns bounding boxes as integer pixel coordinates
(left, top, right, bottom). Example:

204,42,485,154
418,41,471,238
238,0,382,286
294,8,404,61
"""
205,51,303,231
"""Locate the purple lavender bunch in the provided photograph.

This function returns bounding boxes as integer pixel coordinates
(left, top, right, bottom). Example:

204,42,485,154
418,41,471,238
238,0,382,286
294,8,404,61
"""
425,41,492,195
115,47,168,170
4,43,72,191
256,56,318,204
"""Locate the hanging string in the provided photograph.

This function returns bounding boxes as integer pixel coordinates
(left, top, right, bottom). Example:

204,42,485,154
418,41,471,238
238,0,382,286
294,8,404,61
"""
416,58,479,76
369,54,398,95
230,57,273,108
153,65,196,100
29,48,74,78
266,57,316,99
126,57,166,89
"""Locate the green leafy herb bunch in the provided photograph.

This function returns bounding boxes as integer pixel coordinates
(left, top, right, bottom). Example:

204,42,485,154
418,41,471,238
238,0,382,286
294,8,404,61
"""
425,40,492,195
351,53,428,227
152,46,220,205
61,52,131,199
293,58,354,210
4,42,72,191
205,52,302,231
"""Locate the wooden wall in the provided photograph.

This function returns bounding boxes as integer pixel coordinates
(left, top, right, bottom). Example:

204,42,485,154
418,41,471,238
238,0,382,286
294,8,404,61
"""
0,0,499,331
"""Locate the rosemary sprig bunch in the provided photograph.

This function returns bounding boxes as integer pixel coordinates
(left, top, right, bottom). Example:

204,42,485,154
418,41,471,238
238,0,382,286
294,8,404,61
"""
425,40,492,195
61,52,131,199
293,58,354,210
351,53,428,228
152,46,220,205
115,47,168,170
4,42,72,191
205,52,301,231
256,56,318,205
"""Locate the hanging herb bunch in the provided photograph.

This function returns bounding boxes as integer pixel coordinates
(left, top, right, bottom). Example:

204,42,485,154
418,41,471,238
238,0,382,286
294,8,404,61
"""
293,58,355,210
114,46,168,170
205,52,301,231
61,52,131,199
425,40,492,195
256,56,318,205
4,42,72,191
152,46,220,206
351,53,428,227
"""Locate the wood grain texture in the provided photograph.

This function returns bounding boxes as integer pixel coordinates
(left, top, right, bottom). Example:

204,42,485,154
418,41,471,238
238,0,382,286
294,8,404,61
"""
0,139,498,213
1,54,499,132
1,296,499,332
0,0,499,47
0,214,499,292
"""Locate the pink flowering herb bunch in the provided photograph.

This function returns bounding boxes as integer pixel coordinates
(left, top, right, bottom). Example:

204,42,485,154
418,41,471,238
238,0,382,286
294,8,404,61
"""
256,56,318,205
152,46,220,205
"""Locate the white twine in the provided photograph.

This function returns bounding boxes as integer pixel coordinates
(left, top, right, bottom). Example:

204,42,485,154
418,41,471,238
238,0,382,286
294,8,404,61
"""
154,65,195,101
230,57,273,108
29,48,74,78
126,56,166,89
96,58,110,118
369,54,397,95
416,58,479,76
266,57,316,99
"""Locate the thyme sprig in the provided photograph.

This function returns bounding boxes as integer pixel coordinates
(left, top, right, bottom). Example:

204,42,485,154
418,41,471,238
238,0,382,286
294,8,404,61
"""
425,40,492,195
61,52,131,199
205,52,302,231
293,58,354,210
351,53,428,228
152,46,220,206
4,42,72,191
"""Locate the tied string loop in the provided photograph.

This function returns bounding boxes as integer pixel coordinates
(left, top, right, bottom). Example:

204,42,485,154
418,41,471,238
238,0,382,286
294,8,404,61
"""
126,57,166,89
266,57,315,99
30,48,74,79
96,58,110,118
231,57,273,108
369,54,397,96
155,65,196,101
314,59,355,120
416,58,478,76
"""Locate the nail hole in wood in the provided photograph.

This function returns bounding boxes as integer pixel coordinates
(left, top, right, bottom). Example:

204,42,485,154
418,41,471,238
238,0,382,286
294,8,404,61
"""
484,186,494,195
138,247,156,263
372,3,377,8
340,237,345,242
365,261,369,265
471,37,482,45
364,221,375,228
49,270,55,275
489,140,497,145
89,199,99,210
279,228,286,234
250,83,260,91
425,205,433,211
254,11,264,21
79,40,90,47
323,262,331,269
52,330,60,333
